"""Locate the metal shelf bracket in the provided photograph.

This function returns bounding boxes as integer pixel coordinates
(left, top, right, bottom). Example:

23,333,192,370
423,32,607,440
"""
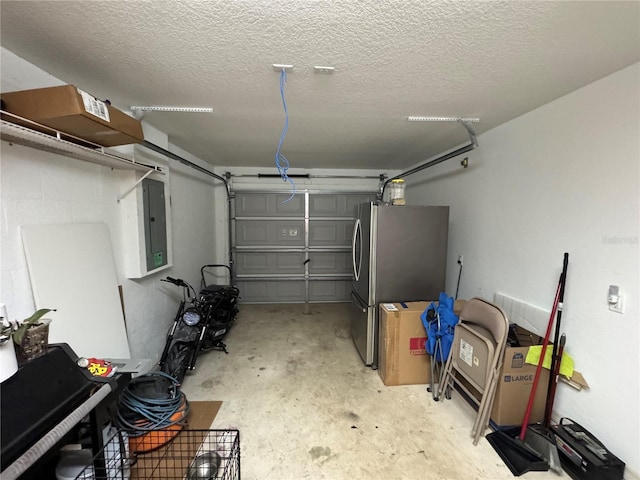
458,119,478,147
117,169,155,202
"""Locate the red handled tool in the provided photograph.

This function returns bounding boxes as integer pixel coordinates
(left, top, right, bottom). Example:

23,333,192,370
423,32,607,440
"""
519,252,569,441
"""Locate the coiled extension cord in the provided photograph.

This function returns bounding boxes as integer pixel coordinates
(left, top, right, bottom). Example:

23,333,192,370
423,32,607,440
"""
117,371,189,436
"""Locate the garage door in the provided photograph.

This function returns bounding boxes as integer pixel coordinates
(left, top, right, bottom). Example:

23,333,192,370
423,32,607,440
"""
233,191,377,303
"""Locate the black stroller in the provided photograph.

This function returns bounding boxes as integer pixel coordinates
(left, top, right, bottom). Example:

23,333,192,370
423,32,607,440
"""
199,264,240,339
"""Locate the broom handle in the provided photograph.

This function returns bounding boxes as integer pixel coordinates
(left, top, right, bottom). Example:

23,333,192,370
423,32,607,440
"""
519,254,568,440
545,334,566,426
518,277,561,440
544,253,569,426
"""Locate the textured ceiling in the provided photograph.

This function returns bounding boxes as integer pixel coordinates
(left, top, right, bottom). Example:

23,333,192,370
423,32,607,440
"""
1,1,638,171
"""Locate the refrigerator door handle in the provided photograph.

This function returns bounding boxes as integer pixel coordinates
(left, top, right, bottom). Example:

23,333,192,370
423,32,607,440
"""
352,218,362,282
351,291,367,312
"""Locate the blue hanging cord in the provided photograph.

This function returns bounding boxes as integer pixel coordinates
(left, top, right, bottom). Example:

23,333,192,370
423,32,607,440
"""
275,68,296,202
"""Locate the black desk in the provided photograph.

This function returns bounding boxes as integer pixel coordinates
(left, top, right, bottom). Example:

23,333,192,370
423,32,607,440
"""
1,344,130,478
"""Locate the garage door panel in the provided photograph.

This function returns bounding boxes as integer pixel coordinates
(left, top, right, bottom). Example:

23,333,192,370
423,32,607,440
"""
236,280,305,303
236,280,268,301
235,251,304,274
235,220,305,246
237,252,268,271
275,194,304,215
235,192,304,217
275,280,305,300
309,219,352,246
236,194,270,216
310,193,376,216
275,252,305,272
309,195,338,215
309,280,351,302
236,222,268,243
275,223,305,245
308,252,351,274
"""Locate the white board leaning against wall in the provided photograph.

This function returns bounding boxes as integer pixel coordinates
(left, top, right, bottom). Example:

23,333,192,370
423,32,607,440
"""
21,223,131,358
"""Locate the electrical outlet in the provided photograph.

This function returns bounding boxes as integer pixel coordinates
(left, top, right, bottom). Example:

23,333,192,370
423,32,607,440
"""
457,255,464,265
609,295,624,314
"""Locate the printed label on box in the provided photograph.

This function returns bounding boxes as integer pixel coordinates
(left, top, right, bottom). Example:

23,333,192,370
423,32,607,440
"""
409,337,427,355
383,303,398,311
504,374,534,383
511,352,524,368
459,338,473,366
78,88,111,122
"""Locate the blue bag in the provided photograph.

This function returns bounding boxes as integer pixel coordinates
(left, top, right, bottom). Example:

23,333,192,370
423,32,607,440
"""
420,292,459,362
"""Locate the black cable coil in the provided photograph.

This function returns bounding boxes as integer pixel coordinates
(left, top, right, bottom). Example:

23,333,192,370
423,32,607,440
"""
116,371,189,437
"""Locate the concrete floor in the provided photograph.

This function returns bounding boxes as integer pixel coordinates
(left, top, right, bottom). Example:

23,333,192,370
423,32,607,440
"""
181,303,566,479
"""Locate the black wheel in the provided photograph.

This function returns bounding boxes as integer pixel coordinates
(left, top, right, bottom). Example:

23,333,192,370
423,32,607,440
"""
162,343,191,384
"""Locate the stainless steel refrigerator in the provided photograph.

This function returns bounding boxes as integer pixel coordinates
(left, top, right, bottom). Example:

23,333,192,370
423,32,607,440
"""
350,202,449,367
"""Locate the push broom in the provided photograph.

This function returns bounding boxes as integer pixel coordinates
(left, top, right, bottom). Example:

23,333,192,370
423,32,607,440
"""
520,253,569,473
520,253,568,439
486,253,568,476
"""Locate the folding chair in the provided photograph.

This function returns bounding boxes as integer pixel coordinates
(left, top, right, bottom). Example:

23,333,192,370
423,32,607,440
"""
428,308,444,400
439,297,509,445
421,293,459,401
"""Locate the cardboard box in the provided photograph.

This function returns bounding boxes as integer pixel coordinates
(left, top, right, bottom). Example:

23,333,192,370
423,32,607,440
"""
378,302,431,386
378,300,465,386
1,85,144,147
490,324,549,426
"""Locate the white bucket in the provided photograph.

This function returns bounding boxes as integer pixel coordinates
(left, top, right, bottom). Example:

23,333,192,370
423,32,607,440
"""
0,338,19,383
55,448,94,480
0,303,18,383
56,427,130,480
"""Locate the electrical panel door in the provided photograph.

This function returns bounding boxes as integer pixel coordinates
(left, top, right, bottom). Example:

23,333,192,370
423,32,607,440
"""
142,178,168,271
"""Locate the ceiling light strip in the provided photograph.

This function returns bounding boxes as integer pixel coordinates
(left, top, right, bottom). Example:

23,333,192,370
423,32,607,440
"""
130,106,213,113
272,64,294,72
313,66,335,73
407,116,480,123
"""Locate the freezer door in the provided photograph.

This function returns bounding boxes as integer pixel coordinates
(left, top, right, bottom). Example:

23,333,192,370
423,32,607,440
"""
352,202,373,303
374,205,449,302
349,290,374,365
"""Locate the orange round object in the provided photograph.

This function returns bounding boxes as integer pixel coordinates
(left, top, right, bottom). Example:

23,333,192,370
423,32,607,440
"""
129,399,188,453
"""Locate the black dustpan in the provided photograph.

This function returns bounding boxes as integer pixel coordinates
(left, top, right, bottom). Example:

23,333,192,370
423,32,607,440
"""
525,424,562,473
486,429,549,476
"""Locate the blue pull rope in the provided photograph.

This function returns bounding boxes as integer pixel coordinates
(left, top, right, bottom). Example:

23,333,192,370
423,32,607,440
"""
275,68,296,202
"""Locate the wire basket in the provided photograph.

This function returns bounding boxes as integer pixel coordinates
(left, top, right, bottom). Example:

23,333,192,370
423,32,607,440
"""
75,429,240,480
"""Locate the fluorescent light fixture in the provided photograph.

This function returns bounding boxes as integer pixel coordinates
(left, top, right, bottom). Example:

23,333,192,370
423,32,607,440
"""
313,66,335,73
407,116,480,123
130,106,213,113
272,64,294,72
